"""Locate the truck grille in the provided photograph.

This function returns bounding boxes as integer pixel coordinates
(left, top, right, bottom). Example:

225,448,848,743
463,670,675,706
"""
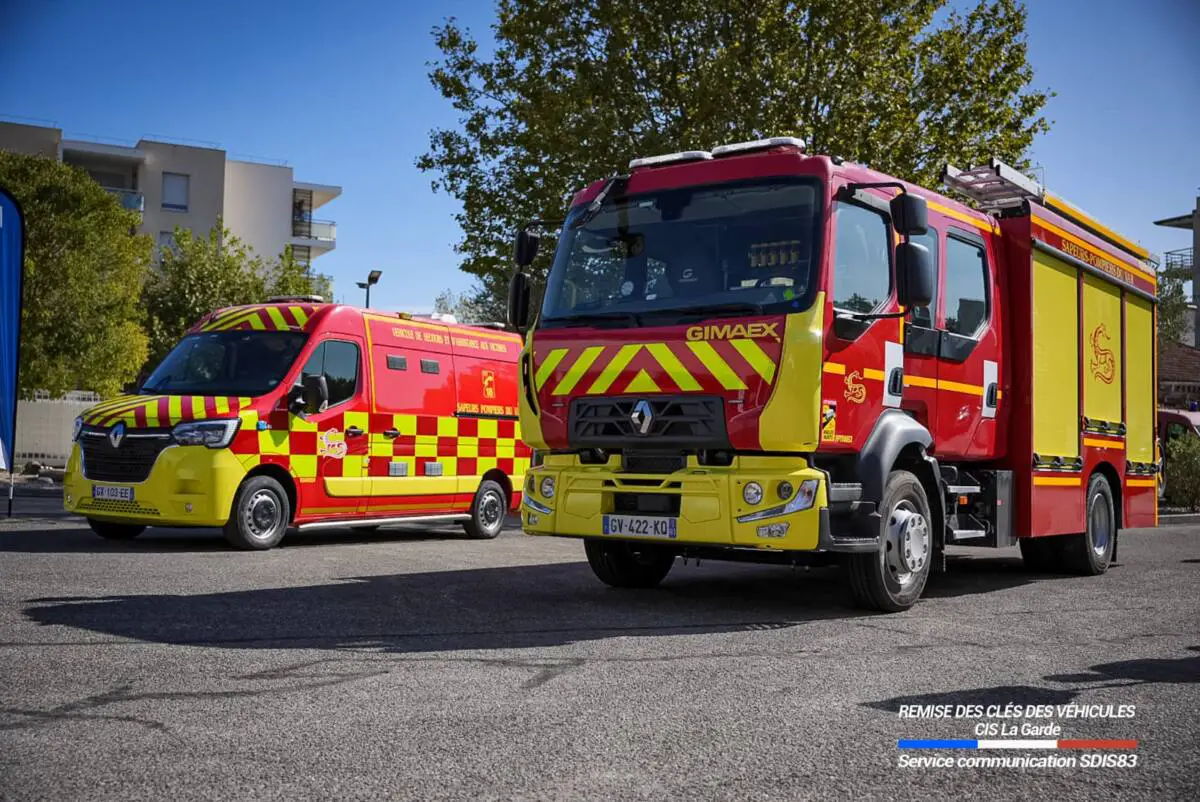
570,396,728,449
80,430,173,483
622,453,686,474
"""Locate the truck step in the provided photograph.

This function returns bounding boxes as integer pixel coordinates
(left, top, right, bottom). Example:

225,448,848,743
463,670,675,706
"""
948,529,987,542
946,485,981,495
828,483,862,503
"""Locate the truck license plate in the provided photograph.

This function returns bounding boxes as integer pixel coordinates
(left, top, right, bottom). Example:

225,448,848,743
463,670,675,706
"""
92,486,134,502
602,515,677,539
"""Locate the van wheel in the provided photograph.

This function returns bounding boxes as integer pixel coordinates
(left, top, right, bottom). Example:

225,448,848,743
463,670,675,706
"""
1019,537,1061,572
463,479,507,540
846,470,931,612
585,540,676,588
224,475,291,550
1058,474,1115,575
88,519,145,540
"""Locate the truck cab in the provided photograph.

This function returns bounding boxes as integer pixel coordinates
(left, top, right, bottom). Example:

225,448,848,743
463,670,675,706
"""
511,139,1158,611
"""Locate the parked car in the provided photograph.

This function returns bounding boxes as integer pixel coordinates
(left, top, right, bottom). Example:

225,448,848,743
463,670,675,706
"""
1157,407,1200,501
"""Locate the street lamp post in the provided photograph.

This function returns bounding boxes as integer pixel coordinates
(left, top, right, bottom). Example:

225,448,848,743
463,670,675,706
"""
356,270,382,309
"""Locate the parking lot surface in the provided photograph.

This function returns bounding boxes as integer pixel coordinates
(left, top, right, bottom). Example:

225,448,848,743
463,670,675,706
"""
1,508,1197,800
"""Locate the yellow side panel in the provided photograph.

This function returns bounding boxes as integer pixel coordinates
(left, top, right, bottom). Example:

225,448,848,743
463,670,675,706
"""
1032,250,1079,459
759,293,825,452
1081,274,1123,423
1125,296,1154,463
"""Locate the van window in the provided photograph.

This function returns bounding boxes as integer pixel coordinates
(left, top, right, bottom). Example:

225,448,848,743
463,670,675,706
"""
420,359,440,375
832,202,891,313
386,354,407,371
945,236,989,337
300,340,360,407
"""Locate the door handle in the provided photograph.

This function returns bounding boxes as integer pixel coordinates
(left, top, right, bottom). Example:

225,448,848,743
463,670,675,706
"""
985,382,999,408
345,426,365,437
887,367,904,397
382,428,400,439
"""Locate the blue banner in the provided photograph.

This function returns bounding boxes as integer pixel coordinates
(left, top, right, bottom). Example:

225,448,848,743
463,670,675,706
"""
0,187,24,474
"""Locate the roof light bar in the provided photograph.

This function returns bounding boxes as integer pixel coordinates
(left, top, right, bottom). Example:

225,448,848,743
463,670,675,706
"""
628,150,712,170
711,137,806,157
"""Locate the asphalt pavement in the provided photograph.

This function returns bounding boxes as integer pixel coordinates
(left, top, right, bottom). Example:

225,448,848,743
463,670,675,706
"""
0,508,1197,800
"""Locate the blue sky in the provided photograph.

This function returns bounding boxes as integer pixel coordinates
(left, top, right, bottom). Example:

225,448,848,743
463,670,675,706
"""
2,0,1197,313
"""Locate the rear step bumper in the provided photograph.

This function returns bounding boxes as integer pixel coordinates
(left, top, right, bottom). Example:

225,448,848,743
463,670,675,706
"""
818,506,882,553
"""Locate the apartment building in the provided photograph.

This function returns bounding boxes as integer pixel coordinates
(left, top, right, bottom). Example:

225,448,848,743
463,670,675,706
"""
0,121,340,268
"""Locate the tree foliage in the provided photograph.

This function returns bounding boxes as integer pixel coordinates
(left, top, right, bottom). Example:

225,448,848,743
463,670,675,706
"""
419,0,1052,308
0,151,152,398
268,245,334,302
1165,432,1200,512
1156,260,1192,345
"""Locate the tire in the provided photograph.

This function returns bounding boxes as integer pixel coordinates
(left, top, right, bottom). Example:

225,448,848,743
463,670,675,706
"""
584,539,676,589
463,479,507,540
1058,473,1116,575
1019,536,1061,572
88,518,145,540
846,470,932,612
223,475,291,550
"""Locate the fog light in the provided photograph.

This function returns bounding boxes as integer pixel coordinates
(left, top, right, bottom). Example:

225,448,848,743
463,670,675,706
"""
527,513,540,526
777,481,794,501
743,482,764,505
540,476,556,499
756,522,790,539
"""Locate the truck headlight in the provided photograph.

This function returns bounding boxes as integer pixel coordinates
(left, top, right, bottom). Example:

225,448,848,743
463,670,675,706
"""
737,479,819,523
172,418,241,449
743,481,764,505
540,476,556,499
72,416,84,442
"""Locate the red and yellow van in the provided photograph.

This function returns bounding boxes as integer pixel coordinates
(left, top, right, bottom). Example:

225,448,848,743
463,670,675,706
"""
64,299,531,549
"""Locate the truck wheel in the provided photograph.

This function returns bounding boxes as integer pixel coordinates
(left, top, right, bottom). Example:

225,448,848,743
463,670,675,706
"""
1019,537,1061,572
846,470,932,612
1058,474,1115,575
223,475,291,550
463,479,507,540
585,539,676,589
88,519,145,540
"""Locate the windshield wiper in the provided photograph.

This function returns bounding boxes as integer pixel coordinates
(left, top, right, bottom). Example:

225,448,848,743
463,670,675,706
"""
550,311,643,328
570,175,630,230
667,302,764,322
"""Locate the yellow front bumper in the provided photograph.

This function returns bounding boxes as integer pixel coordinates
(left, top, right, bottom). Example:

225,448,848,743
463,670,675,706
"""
521,454,828,551
64,444,248,527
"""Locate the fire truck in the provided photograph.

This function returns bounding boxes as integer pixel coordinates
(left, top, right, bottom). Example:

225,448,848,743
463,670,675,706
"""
65,300,530,549
507,138,1158,612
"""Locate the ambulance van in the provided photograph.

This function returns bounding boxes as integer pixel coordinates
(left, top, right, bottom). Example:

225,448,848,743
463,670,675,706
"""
64,299,531,549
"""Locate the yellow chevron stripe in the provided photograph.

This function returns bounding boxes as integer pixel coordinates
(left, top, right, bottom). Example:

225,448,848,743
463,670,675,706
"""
95,397,152,422
212,308,261,331
246,311,267,330
552,346,604,395
215,397,230,415
204,308,251,330
730,339,776,384
588,344,642,394
290,306,310,328
191,396,206,418
687,341,746,390
646,343,701,391
535,349,568,390
168,395,183,421
265,306,289,329
624,369,660,393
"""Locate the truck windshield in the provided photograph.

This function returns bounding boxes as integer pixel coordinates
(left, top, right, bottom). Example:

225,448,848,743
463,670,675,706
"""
141,330,308,397
540,179,821,326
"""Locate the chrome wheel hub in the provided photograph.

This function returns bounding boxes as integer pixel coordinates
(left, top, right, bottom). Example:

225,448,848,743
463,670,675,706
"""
885,501,929,585
480,490,503,532
247,490,280,539
1089,491,1111,557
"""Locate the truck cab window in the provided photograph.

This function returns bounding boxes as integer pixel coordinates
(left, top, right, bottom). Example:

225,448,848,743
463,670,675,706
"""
832,202,891,313
300,340,360,407
945,236,989,337
910,229,939,328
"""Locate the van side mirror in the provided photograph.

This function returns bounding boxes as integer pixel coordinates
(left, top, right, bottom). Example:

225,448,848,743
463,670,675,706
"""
514,229,540,268
508,272,531,332
896,241,934,309
301,373,329,414
890,193,928,236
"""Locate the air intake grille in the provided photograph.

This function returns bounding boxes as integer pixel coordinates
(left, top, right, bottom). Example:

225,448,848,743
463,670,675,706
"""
622,453,686,474
80,430,172,483
569,396,727,449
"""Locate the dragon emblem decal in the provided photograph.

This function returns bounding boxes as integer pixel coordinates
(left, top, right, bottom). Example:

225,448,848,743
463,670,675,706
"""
1090,323,1115,385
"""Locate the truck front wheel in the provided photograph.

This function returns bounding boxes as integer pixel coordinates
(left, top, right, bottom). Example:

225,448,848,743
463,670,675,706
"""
1058,473,1115,575
846,470,932,612
223,475,291,550
584,540,676,589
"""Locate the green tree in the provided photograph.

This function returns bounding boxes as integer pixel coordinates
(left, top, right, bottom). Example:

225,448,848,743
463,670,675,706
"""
1156,260,1192,344
142,222,267,368
419,0,1051,310
266,245,334,302
0,151,152,398
1165,433,1200,512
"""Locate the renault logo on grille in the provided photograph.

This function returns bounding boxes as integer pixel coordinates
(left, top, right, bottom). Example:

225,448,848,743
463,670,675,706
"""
630,400,654,435
108,422,126,449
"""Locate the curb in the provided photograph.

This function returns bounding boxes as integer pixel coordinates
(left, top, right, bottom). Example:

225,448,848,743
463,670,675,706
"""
7,485,64,499
1158,513,1200,527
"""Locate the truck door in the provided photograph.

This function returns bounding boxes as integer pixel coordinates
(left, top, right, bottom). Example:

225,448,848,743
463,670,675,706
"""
901,227,942,435
298,339,370,516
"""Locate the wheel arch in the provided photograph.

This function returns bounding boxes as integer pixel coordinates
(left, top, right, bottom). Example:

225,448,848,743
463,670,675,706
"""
481,468,513,508
1090,460,1122,530
244,464,299,522
858,410,934,505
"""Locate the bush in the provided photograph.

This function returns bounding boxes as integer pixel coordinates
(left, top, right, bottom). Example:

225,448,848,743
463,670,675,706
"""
1165,434,1200,511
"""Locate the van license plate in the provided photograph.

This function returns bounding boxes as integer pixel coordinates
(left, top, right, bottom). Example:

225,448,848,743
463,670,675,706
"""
602,515,677,539
93,486,134,502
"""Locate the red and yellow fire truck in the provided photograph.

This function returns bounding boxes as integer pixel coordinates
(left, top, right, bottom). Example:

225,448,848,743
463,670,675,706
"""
508,138,1157,611
64,300,530,549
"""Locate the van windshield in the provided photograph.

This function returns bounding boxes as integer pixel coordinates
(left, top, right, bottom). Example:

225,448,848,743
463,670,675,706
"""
141,331,308,397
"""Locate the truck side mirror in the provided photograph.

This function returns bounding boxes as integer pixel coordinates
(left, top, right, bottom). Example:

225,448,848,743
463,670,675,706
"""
890,193,928,237
514,229,540,268
508,271,531,332
896,241,934,309
302,373,329,414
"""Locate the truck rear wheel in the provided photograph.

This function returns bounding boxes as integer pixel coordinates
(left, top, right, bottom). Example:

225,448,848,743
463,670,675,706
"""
463,479,507,539
585,539,676,589
88,519,145,540
1058,473,1115,575
223,475,291,550
846,470,932,612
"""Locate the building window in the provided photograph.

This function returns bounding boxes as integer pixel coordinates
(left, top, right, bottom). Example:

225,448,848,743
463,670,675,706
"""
162,172,189,212
831,201,891,314
944,235,989,337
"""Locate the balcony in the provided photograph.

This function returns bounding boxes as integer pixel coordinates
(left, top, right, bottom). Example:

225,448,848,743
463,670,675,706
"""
1165,248,1193,274
104,187,145,213
291,215,336,257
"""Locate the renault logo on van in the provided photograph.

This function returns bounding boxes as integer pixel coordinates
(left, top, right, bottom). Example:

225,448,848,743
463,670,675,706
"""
108,422,126,449
630,400,654,435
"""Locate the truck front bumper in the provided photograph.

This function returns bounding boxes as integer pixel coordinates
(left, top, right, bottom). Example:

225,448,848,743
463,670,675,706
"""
64,444,248,528
521,454,841,551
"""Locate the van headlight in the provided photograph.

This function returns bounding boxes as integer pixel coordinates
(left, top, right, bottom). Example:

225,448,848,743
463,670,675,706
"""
72,416,84,442
172,419,241,448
